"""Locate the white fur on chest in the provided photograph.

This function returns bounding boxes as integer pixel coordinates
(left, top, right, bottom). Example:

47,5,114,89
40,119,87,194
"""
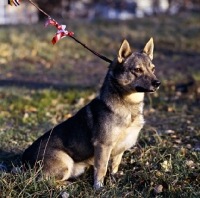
111,113,144,157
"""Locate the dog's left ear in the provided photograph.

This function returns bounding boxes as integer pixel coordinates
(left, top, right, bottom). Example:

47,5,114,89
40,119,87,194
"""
143,37,154,60
118,40,132,63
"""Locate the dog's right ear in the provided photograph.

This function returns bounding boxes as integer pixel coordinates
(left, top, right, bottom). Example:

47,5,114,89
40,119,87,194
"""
118,40,132,63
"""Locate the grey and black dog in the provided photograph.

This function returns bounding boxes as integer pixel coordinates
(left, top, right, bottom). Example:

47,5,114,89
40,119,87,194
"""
22,38,160,189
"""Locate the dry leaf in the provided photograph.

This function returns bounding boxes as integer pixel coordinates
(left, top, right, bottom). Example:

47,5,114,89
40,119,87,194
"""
171,135,177,138
75,98,85,107
9,140,18,145
118,171,124,175
180,147,186,156
64,113,73,119
31,49,38,56
26,106,37,112
154,184,163,194
186,160,195,168
87,93,96,100
174,139,182,144
130,158,134,164
165,130,175,134
167,107,174,112
51,117,58,125
161,160,172,172
155,170,163,177
186,144,192,149
23,113,29,119
187,126,194,131
6,72,12,78
46,112,51,117
61,191,69,198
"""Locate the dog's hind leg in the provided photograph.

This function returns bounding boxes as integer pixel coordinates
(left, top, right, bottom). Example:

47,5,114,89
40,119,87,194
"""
71,162,89,178
111,152,124,174
42,150,74,181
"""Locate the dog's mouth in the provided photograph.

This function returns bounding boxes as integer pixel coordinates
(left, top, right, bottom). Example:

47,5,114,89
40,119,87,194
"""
135,86,159,93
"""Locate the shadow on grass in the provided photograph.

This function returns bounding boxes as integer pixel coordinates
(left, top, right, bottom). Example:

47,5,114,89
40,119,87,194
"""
0,149,22,171
0,79,94,91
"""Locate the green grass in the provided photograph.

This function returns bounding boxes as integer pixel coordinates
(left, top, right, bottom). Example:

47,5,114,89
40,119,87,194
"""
0,11,200,197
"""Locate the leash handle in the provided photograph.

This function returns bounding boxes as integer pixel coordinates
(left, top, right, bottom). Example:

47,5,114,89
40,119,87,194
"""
28,0,113,64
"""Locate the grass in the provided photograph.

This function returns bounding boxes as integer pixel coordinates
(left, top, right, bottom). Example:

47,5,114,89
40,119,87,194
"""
0,11,200,197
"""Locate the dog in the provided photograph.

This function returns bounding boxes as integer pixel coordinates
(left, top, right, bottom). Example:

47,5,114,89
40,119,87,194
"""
22,38,160,189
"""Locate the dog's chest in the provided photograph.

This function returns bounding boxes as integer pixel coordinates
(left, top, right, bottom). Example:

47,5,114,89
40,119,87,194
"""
111,113,144,157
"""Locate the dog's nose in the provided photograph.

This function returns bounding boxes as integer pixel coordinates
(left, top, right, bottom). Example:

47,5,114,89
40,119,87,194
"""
152,80,161,88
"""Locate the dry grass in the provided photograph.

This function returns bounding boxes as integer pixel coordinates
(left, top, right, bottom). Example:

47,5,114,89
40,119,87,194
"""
0,11,200,197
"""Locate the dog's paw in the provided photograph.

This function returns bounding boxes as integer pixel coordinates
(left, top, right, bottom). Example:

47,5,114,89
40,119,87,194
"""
93,181,104,189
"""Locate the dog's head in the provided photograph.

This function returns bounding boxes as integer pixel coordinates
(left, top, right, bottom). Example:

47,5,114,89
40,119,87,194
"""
109,38,161,93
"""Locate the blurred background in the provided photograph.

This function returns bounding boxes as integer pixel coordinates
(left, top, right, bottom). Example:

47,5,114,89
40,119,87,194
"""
0,0,200,24
0,0,199,88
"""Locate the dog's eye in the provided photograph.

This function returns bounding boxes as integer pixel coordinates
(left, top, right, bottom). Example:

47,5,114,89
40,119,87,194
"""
134,68,142,73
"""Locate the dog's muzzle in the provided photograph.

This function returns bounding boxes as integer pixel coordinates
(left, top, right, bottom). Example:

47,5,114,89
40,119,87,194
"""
135,80,161,92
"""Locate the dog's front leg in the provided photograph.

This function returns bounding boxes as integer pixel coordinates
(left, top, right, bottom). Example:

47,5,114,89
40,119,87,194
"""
93,143,112,189
111,152,124,174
